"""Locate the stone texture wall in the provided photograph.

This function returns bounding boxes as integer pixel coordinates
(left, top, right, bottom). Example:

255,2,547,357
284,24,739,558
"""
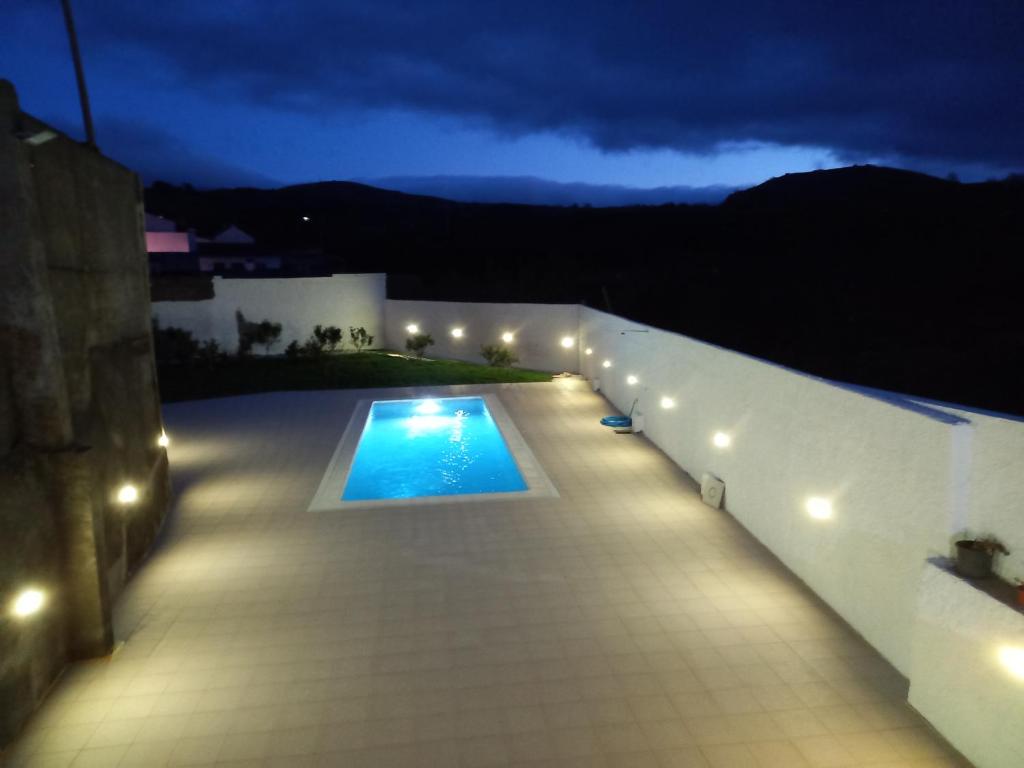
0,81,169,747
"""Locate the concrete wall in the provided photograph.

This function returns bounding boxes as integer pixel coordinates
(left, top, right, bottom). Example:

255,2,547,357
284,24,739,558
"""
385,299,580,372
0,82,169,747
910,563,1024,768
153,273,386,353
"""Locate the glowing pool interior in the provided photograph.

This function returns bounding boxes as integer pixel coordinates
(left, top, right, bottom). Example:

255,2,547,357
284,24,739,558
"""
341,397,528,500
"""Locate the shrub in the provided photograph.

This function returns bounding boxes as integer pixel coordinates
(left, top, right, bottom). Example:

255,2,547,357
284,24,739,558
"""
284,340,302,358
195,339,226,366
252,320,283,354
405,333,434,358
311,324,343,353
153,320,199,364
481,343,519,368
349,326,374,352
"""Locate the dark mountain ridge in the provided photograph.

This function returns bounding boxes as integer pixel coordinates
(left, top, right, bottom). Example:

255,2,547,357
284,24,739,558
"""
145,165,1024,414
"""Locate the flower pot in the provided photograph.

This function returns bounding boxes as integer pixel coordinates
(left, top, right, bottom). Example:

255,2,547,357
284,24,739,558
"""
1017,587,1024,607
955,540,994,579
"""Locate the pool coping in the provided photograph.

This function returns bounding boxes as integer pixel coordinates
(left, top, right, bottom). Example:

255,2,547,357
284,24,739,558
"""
307,392,559,511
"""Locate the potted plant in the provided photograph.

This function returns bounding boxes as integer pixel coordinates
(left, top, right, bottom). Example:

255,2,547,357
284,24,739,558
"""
954,537,1009,579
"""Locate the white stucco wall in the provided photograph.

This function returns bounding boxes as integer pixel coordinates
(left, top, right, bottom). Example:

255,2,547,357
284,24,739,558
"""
579,306,978,675
384,299,580,372
152,274,386,353
909,562,1024,768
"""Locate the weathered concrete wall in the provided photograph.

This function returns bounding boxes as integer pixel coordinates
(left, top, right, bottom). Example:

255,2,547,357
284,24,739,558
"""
0,81,169,748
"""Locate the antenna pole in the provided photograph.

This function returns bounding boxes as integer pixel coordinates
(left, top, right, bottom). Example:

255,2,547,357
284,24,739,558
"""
60,0,97,147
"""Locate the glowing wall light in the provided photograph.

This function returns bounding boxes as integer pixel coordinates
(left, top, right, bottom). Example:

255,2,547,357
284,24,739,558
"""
805,497,833,520
712,432,732,449
999,646,1024,680
584,347,593,356
10,588,45,619
560,336,575,348
626,375,639,386
451,327,464,339
406,323,420,335
157,432,170,448
602,360,612,368
117,484,139,505
660,396,676,409
501,332,515,343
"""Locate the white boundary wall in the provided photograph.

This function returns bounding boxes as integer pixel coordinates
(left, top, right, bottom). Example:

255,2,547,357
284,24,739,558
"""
384,299,580,372
579,305,1024,768
152,274,386,353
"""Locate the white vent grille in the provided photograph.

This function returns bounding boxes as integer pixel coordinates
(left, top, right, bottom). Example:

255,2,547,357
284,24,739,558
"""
700,473,725,509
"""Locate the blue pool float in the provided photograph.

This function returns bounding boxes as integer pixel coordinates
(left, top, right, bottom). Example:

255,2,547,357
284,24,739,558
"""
600,398,639,429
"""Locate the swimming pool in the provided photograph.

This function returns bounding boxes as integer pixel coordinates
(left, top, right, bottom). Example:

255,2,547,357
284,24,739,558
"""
341,397,528,501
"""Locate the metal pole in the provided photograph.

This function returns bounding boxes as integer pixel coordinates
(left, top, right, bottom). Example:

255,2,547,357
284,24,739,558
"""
60,0,97,147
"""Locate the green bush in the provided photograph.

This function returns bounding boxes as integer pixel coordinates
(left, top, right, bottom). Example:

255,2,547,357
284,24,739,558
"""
481,343,519,367
195,339,226,366
349,326,374,352
309,324,343,354
153,320,199,364
405,332,434,358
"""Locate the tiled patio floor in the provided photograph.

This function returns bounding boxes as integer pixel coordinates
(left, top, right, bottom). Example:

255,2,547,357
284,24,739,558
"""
3,380,970,767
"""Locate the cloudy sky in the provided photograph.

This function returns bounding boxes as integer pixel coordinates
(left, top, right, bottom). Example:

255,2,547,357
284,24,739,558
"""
2,1,1021,203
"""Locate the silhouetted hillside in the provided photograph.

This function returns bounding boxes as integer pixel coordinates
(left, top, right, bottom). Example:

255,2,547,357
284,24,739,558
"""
145,166,1024,414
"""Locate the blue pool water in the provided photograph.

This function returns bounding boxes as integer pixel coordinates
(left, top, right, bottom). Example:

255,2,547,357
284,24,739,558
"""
342,397,528,501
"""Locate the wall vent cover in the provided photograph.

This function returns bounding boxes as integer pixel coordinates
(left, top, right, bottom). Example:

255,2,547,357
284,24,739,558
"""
700,473,725,509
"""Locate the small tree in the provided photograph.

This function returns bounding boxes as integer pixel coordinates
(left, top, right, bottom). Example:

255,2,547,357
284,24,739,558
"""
349,326,374,352
252,320,283,354
405,332,434,358
481,344,519,368
312,324,343,353
195,339,226,366
153,319,199,364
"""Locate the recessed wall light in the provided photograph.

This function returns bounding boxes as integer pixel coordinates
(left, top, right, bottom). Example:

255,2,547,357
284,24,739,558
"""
712,432,731,448
501,332,515,343
602,360,612,368
10,588,45,618
451,327,464,339
626,375,639,385
560,336,575,348
158,432,170,448
660,396,675,409
117,484,139,505
406,323,419,335
584,347,593,355
806,497,833,519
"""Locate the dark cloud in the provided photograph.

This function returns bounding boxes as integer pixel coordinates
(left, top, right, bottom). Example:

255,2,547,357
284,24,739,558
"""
70,0,1024,172
94,119,281,188
365,176,734,206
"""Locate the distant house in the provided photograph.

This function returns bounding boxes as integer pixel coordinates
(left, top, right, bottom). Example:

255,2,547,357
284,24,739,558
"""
144,213,198,273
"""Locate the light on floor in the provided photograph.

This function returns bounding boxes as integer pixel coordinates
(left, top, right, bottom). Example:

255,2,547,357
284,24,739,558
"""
11,588,45,618
117,484,139,505
999,646,1024,680
451,327,464,339
560,336,574,348
660,396,675,409
602,360,612,368
501,332,515,343
712,432,731,448
626,375,639,385
405,323,419,335
158,432,170,448
806,497,833,519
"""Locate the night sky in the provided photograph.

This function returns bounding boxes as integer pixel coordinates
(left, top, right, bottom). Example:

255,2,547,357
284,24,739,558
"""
3,1,1022,203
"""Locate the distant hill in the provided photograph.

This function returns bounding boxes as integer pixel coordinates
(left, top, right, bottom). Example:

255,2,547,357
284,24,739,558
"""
145,165,1024,414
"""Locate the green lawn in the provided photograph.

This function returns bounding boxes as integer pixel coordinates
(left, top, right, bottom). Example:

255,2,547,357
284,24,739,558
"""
157,351,553,402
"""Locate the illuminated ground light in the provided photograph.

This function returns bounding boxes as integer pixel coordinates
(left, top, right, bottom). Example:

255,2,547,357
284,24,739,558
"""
584,347,593,355
301,215,310,222
451,327,464,339
806,497,833,520
157,432,170,448
11,588,45,618
626,375,639,386
660,396,676,409
560,336,575,348
501,332,515,343
405,323,419,335
117,484,139,505
999,646,1024,680
602,359,612,368
712,431,732,448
